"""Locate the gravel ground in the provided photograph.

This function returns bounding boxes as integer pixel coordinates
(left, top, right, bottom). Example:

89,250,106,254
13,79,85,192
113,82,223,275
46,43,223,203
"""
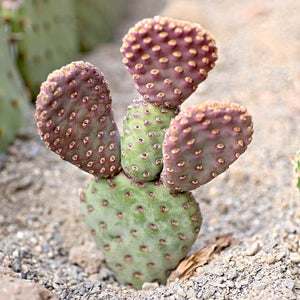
0,0,299,299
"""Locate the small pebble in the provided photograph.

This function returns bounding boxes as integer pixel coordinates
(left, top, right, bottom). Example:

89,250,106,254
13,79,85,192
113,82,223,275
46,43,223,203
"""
246,242,260,256
12,259,22,272
260,252,276,264
275,251,286,261
142,282,159,290
185,280,194,287
289,252,300,263
227,270,238,280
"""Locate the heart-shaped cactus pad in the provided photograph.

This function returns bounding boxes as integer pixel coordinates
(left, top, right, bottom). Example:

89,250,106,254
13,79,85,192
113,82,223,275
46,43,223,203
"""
121,16,218,108
35,61,121,178
80,172,201,289
161,102,254,192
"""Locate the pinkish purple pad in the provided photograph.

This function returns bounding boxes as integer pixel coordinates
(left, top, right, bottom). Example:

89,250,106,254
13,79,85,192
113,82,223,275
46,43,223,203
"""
35,61,121,178
121,16,218,108
161,102,254,192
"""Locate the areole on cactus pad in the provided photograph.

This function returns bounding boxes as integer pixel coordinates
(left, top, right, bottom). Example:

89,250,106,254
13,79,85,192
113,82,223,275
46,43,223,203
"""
34,15,254,290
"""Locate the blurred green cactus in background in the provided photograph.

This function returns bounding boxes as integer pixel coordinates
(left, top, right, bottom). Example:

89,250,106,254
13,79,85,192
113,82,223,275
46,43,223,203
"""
0,28,30,152
0,0,79,97
74,0,127,52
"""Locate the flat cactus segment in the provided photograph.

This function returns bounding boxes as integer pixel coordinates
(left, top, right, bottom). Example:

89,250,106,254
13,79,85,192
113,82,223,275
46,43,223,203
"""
0,29,30,152
35,61,121,178
121,99,177,181
80,172,201,289
161,102,254,192
121,16,218,108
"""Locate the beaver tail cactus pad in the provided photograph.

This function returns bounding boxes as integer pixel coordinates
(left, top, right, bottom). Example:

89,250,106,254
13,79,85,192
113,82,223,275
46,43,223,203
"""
121,99,177,181
161,102,254,192
80,172,201,289
121,16,218,108
35,61,121,178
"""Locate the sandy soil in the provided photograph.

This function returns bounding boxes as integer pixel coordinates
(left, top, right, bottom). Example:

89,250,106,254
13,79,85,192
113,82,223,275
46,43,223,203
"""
0,0,299,299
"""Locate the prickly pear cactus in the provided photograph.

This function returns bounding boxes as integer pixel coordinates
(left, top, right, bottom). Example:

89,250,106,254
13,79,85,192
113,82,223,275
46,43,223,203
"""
121,16,218,108
35,61,121,178
161,102,254,192
34,16,254,290
121,99,176,181
0,0,79,96
0,29,30,152
295,150,300,190
80,172,201,289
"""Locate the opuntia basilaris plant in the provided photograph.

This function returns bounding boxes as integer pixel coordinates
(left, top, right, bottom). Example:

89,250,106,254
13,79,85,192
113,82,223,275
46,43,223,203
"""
34,16,254,289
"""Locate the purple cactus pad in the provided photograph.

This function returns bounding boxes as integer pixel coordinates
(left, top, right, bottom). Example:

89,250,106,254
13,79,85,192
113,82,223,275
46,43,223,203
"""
35,61,121,178
161,102,254,192
121,16,218,108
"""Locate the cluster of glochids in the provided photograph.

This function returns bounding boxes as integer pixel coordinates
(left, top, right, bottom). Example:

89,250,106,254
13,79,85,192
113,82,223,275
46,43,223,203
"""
35,16,254,289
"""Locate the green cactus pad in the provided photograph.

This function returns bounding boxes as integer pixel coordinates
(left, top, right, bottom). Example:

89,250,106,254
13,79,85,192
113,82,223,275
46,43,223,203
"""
0,29,30,152
121,16,218,108
161,102,254,192
80,172,201,289
121,99,177,181
35,61,121,178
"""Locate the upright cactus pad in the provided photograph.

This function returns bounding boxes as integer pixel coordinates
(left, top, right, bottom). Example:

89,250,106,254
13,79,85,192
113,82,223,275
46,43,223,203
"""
121,16,218,108
80,172,201,289
0,29,29,152
161,102,254,192
35,61,121,178
121,99,176,181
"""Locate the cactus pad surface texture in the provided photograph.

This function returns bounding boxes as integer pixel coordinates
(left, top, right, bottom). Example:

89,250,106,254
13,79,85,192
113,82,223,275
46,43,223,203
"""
121,16,218,108
161,102,254,192
35,61,121,178
80,172,201,289
121,99,176,181
0,29,29,152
